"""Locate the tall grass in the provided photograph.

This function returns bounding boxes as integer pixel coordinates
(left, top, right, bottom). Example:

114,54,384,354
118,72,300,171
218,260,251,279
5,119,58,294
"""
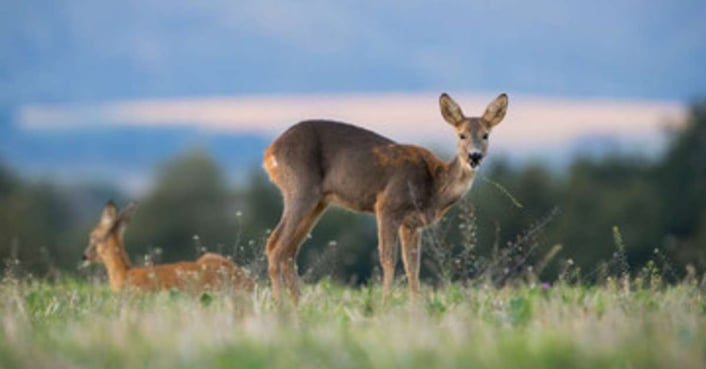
1,203,704,368
0,274,704,369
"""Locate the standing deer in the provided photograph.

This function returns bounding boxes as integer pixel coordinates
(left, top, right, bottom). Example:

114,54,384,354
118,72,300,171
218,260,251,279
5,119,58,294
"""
263,93,508,303
83,201,255,293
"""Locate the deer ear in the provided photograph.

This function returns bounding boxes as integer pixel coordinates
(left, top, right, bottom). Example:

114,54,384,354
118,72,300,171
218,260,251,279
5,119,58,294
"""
110,201,138,236
117,201,138,227
439,93,465,126
482,93,508,127
101,200,118,226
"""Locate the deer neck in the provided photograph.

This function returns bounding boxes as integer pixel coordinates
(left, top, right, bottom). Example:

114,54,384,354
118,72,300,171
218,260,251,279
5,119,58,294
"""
100,235,132,292
435,156,475,210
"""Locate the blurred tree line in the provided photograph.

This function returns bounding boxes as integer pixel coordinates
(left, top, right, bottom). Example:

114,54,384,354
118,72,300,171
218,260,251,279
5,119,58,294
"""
1,101,704,284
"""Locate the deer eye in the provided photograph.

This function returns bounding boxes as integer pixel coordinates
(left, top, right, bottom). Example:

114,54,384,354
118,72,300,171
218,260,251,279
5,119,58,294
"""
482,133,489,140
459,134,467,140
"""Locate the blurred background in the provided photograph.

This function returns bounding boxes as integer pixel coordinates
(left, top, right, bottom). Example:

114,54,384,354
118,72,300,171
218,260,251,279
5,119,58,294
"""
1,0,704,283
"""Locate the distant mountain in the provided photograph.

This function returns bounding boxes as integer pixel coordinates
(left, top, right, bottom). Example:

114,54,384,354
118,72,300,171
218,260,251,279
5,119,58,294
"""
0,119,677,195
0,124,270,193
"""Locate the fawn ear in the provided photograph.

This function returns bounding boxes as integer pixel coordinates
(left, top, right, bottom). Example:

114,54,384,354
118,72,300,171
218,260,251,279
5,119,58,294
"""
117,201,138,227
110,201,137,236
439,93,465,127
482,93,508,128
101,200,118,226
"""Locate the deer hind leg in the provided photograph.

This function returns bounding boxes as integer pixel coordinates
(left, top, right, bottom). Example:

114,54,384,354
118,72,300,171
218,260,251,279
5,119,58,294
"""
280,200,327,305
265,216,287,301
399,225,421,300
267,190,326,304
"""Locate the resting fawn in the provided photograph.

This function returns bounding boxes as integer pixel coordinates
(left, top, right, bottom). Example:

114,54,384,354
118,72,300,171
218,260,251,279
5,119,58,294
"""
83,201,254,293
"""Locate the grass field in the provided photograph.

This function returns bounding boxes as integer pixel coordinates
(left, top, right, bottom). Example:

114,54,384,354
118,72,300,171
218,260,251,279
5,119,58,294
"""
1,274,704,369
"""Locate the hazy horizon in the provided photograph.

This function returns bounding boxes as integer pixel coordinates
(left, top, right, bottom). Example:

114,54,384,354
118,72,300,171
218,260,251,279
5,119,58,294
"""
17,91,686,155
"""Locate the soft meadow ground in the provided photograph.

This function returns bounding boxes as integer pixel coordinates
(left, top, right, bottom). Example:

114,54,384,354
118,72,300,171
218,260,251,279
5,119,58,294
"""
0,277,704,369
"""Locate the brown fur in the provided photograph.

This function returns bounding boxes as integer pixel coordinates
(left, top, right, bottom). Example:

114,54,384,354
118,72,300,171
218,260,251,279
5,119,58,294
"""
84,202,255,294
373,144,447,178
263,93,508,304
121,253,254,293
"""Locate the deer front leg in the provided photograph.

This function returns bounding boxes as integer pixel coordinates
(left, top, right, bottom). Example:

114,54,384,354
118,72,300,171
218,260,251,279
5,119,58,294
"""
399,225,421,299
376,209,399,296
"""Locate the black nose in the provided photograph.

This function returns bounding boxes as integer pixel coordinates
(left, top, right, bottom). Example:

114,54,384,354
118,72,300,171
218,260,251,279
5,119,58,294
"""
82,254,88,261
469,152,483,163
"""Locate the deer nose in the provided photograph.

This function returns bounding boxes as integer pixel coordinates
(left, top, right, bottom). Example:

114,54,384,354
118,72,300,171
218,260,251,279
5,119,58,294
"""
468,152,483,165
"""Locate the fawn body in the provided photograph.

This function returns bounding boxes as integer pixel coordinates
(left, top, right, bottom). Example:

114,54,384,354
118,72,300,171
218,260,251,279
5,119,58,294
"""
263,93,509,303
83,201,255,293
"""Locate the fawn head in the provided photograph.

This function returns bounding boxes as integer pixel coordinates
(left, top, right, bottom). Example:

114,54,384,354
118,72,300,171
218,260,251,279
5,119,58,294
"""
83,200,137,263
439,93,508,170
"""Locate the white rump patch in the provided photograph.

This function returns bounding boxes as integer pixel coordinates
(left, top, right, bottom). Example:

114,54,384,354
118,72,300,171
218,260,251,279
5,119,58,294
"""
268,155,278,169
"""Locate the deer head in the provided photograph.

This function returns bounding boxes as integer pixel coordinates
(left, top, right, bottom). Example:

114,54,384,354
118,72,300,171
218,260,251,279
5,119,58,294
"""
83,200,137,264
439,93,508,170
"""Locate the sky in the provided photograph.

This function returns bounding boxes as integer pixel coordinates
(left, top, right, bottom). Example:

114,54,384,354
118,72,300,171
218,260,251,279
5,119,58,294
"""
2,0,704,103
1,0,705,179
